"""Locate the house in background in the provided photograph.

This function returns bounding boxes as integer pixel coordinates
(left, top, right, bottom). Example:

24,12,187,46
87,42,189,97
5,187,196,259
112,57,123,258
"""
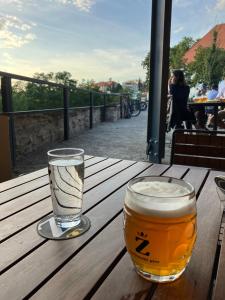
122,80,140,93
96,80,120,93
184,23,225,63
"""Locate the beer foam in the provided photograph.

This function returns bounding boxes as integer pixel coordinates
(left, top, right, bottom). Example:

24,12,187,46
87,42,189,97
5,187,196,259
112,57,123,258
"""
125,181,196,218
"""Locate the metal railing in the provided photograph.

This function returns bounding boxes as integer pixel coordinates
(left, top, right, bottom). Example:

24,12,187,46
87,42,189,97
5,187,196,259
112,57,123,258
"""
0,71,125,165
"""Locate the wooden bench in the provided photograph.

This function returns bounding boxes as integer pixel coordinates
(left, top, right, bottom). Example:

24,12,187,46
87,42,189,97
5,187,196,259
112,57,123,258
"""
171,129,225,170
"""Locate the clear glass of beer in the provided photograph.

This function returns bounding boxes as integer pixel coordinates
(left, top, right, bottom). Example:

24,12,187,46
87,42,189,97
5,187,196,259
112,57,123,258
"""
123,176,197,283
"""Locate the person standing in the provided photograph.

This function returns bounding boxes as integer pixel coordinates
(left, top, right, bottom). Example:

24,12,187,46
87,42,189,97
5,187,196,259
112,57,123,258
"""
168,70,195,130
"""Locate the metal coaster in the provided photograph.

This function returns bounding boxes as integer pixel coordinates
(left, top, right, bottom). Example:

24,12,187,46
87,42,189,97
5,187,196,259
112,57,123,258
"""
37,214,91,240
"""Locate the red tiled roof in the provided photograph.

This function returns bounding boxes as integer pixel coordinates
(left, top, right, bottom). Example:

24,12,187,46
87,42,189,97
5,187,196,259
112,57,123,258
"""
96,81,117,87
184,23,225,64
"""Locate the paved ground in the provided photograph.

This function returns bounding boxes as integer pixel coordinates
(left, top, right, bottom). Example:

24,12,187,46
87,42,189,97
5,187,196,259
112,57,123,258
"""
14,110,172,175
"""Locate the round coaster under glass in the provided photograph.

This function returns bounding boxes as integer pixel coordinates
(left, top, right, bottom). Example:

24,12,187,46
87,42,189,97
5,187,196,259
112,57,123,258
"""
37,214,91,240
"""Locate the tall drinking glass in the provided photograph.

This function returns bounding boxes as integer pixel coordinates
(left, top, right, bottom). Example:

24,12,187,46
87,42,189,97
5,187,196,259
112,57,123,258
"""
37,148,90,240
123,176,196,282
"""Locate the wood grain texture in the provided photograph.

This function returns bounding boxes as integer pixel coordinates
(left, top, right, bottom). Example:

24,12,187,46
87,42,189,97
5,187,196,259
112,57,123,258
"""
88,165,174,300
1,161,222,300
0,175,49,204
0,221,45,272
182,167,208,196
89,165,188,300
0,197,52,241
0,185,51,220
174,154,225,171
92,253,152,300
84,160,135,191
1,158,120,220
0,161,152,299
0,185,128,299
175,132,225,147
0,155,92,193
212,222,225,300
0,162,151,266
82,162,151,211
161,164,188,178
85,158,121,178
173,132,225,170
152,170,224,300
136,163,169,177
0,168,47,193
31,214,125,300
84,156,107,168
174,144,225,158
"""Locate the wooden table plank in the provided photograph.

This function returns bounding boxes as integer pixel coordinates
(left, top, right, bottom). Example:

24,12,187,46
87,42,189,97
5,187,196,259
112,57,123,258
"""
85,158,121,178
162,164,189,178
27,165,169,300
1,158,121,220
152,170,224,300
31,214,125,300
0,175,49,205
0,185,50,220
0,168,47,193
0,198,52,242
136,163,169,177
1,161,147,240
84,156,107,168
0,222,45,274
212,219,225,300
1,161,220,300
0,155,93,193
0,156,98,204
0,183,129,299
183,167,209,196
84,160,135,191
0,162,151,274
82,162,151,211
92,253,152,300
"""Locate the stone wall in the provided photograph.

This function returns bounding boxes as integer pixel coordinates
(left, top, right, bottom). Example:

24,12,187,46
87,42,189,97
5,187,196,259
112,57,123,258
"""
105,104,121,122
14,111,64,158
14,105,121,157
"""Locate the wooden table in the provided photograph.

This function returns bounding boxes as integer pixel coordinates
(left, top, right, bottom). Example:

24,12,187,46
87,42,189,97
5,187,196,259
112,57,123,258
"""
1,156,225,300
188,101,225,130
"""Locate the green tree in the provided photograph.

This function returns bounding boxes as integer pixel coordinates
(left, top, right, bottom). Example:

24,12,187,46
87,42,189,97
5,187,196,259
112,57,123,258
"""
142,36,195,85
78,79,99,91
141,52,150,86
170,37,195,69
24,71,78,109
54,71,77,87
188,31,225,85
12,81,28,111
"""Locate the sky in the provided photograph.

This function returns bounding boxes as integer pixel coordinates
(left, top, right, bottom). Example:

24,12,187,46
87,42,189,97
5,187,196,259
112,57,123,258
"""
0,0,225,83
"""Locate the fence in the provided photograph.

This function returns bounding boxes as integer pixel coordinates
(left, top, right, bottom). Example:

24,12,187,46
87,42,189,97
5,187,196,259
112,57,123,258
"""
0,71,127,166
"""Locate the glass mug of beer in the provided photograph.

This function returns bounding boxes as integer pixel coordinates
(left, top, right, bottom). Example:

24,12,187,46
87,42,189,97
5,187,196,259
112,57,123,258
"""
123,176,197,282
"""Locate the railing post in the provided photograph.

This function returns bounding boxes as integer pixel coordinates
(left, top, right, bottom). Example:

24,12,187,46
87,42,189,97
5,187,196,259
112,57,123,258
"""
103,93,106,122
89,91,93,129
1,76,16,166
120,95,123,119
63,86,69,140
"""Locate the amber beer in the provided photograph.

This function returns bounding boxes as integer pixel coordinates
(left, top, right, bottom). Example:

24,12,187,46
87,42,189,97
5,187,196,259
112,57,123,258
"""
124,176,197,282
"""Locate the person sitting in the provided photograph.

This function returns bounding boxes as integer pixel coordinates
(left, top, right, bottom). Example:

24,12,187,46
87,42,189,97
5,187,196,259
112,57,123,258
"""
207,83,218,100
168,70,196,130
209,76,225,129
206,84,218,126
192,83,208,129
